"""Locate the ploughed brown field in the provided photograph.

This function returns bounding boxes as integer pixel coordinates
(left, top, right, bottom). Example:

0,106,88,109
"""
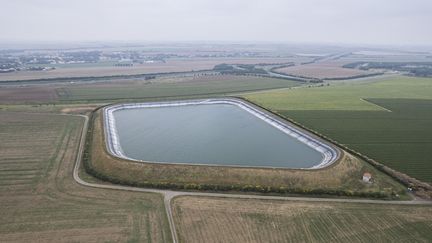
274,61,377,79
0,86,59,103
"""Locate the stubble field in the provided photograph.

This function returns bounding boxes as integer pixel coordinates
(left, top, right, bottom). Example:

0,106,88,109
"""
0,75,302,104
0,111,171,242
172,196,432,243
273,61,377,80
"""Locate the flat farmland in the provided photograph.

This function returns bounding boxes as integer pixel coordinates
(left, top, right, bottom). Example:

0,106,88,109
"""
172,196,432,243
273,61,378,80
0,75,302,104
57,75,302,101
280,99,432,183
0,57,298,82
244,76,432,111
341,53,432,63
244,76,432,183
0,86,59,103
0,111,171,242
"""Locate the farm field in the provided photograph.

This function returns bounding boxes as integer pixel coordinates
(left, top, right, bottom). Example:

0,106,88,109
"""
244,76,432,111
0,75,302,104
0,111,171,242
172,196,432,243
57,75,302,101
244,76,432,183
0,86,59,103
273,61,377,80
341,53,432,63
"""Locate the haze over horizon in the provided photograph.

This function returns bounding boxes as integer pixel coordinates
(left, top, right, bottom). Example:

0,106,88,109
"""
1,0,432,46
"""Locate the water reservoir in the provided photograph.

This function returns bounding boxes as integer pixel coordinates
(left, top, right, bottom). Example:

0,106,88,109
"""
104,99,338,169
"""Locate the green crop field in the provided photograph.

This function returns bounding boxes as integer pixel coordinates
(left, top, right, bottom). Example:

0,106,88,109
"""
245,76,432,111
0,111,171,242
244,76,432,183
172,196,432,243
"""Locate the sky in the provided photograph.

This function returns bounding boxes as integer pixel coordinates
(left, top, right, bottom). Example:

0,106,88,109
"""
1,0,432,46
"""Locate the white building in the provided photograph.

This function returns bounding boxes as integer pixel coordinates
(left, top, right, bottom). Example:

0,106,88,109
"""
362,172,372,183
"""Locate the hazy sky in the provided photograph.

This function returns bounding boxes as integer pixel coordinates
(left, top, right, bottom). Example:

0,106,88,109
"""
1,0,431,45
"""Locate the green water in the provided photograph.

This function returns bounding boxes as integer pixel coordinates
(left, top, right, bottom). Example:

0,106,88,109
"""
113,104,323,168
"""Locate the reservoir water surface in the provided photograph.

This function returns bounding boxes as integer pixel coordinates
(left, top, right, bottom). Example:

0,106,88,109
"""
110,102,326,168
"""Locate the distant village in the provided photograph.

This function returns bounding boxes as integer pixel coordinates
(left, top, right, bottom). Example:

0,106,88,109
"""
0,50,162,73
0,48,260,73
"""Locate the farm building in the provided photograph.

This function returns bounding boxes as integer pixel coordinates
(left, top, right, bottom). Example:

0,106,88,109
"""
115,59,133,67
362,172,372,183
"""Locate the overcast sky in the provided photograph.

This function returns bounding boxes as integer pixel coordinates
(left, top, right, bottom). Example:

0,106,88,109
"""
1,0,431,45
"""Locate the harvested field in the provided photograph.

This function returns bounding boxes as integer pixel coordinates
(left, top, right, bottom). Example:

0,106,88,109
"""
341,53,432,63
172,196,432,243
0,111,171,242
0,75,301,104
244,76,432,183
274,61,377,79
0,58,297,82
87,108,406,198
0,86,58,103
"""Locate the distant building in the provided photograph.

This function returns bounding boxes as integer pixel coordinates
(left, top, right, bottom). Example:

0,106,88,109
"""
0,68,16,73
362,172,372,183
115,59,133,67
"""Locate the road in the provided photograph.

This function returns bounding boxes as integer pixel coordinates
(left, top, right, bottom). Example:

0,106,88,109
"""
70,114,432,243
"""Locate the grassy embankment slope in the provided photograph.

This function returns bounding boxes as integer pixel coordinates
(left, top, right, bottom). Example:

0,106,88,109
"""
244,76,432,183
172,196,432,243
0,111,171,242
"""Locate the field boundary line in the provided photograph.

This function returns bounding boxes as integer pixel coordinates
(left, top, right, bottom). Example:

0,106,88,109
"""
360,98,393,112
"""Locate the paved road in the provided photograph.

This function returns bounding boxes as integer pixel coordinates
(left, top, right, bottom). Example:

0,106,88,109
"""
69,114,432,243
